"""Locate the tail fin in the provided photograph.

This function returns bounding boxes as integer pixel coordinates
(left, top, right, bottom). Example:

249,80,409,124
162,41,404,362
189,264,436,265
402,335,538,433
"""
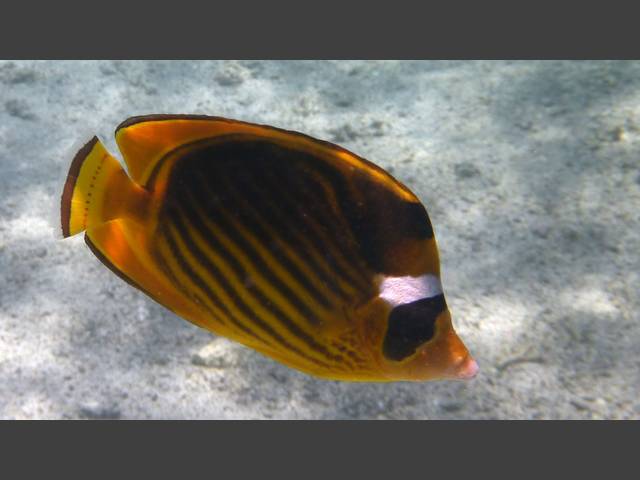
60,136,130,238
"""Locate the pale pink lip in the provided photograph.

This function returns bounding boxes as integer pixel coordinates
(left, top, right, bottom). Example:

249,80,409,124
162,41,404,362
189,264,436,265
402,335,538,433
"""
456,356,479,379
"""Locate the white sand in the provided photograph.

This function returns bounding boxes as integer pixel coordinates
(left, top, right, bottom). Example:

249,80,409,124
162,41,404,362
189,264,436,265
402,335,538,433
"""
1,60,638,419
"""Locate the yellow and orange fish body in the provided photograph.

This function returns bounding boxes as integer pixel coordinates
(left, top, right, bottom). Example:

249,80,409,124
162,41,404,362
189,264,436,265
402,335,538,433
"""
60,115,477,382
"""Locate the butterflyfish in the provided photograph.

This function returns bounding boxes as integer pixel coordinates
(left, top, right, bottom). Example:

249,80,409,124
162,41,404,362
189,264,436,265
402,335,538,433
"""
60,114,478,382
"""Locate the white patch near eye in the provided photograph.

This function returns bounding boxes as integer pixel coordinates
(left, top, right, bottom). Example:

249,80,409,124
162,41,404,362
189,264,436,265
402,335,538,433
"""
378,274,443,307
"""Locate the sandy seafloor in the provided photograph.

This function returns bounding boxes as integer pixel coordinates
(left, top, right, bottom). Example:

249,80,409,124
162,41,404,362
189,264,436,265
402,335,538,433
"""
0,60,639,419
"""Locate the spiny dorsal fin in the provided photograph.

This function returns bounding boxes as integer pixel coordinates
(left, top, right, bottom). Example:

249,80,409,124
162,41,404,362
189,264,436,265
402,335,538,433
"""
115,115,247,185
114,114,415,201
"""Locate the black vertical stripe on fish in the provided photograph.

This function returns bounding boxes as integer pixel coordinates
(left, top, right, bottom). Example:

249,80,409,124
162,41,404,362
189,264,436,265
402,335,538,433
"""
268,164,373,289
243,163,371,296
169,136,363,303
157,226,264,344
207,137,370,293
163,208,342,369
267,159,368,270
280,150,402,275
157,222,275,348
180,182,323,328
288,166,354,234
168,205,348,368
161,220,329,365
382,295,447,362
213,167,346,305
185,188,320,334
174,187,310,333
214,172,345,307
310,163,383,272
154,238,233,328
153,240,230,328
228,167,357,302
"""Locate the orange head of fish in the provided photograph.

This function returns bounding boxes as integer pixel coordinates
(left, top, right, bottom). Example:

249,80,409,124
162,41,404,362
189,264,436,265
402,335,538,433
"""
355,272,478,382
386,307,479,381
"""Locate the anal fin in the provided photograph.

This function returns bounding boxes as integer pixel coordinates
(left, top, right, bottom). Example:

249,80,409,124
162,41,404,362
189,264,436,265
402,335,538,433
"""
85,218,210,331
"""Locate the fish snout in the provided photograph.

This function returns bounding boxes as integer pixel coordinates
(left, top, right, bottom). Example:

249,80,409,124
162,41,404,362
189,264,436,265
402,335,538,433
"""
454,355,479,379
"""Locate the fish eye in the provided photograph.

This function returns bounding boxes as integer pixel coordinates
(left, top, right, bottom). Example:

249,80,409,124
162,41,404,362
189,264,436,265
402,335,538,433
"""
382,295,447,361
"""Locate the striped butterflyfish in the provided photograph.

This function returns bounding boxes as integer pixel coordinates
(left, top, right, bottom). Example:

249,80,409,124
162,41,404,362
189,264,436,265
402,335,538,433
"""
60,114,478,382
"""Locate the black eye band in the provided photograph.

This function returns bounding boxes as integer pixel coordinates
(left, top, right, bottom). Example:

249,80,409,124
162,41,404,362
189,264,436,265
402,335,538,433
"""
382,294,447,361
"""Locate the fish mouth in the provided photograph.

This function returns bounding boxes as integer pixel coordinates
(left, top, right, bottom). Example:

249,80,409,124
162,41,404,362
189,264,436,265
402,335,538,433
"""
453,355,479,379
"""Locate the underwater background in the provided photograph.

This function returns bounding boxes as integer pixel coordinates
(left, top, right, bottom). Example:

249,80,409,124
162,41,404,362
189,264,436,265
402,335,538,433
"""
0,60,638,419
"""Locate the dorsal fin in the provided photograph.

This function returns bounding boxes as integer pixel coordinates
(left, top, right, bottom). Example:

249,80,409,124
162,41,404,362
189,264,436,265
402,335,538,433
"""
115,115,252,185
114,115,415,201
